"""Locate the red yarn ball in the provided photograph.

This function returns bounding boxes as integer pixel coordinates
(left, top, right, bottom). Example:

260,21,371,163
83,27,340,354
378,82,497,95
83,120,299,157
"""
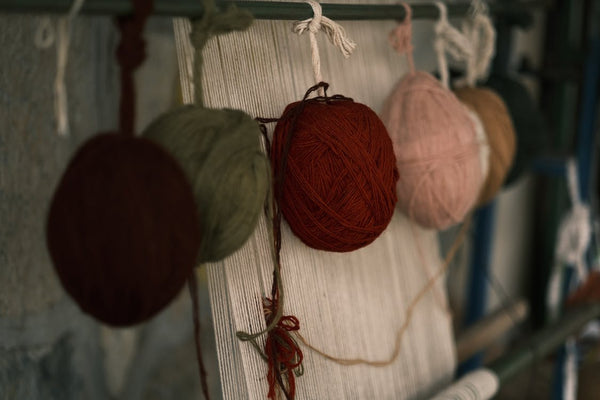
271,95,398,252
46,134,200,327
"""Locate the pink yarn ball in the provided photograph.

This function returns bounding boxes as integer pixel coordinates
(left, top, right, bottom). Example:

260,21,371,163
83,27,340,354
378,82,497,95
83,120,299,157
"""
382,71,483,230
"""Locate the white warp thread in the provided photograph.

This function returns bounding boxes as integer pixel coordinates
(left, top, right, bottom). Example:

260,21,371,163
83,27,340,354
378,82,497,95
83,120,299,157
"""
173,6,457,397
429,368,499,400
293,0,356,91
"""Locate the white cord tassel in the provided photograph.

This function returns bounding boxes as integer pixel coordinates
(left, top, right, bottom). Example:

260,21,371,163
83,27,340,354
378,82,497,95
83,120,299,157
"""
461,0,496,87
293,0,356,92
433,1,472,89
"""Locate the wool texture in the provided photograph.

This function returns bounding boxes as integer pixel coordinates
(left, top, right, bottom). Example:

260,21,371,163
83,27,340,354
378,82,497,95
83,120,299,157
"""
454,86,516,205
485,73,547,186
382,71,483,230
143,106,269,263
271,93,398,252
46,134,200,326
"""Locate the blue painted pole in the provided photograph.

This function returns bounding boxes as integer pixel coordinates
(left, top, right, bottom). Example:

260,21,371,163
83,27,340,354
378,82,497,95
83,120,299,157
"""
551,36,600,400
458,201,497,375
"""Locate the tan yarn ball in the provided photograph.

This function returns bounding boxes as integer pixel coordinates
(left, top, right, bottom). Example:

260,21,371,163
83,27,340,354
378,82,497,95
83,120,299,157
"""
454,87,517,205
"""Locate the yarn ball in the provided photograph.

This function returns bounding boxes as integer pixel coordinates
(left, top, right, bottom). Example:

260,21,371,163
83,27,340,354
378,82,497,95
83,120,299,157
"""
143,105,269,263
271,98,398,252
485,73,547,186
454,87,517,205
47,134,200,326
382,71,483,230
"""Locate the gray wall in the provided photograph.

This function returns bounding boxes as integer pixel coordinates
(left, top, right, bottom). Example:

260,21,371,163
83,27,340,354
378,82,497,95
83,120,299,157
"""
0,15,216,400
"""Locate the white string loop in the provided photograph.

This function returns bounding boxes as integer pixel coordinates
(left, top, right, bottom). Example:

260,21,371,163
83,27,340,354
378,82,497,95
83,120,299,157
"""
55,0,86,137
433,1,471,89
293,0,356,92
34,0,85,137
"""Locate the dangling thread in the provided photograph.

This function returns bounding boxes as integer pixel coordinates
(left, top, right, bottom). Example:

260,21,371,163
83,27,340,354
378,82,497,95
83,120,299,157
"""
188,272,210,400
293,0,356,95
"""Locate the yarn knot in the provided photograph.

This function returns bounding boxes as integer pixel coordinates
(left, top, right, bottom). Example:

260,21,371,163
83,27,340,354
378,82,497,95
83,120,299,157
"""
556,159,592,282
116,28,147,70
264,299,304,400
293,0,356,59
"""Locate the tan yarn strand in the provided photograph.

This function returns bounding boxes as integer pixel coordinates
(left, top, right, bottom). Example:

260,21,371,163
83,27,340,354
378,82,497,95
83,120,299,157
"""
296,216,472,367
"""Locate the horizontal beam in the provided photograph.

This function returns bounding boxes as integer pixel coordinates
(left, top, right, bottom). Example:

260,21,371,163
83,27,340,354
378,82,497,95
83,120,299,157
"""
489,302,600,385
0,0,547,20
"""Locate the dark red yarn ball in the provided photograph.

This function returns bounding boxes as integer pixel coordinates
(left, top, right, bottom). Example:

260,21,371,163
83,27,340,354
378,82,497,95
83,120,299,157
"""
271,99,399,252
46,134,200,326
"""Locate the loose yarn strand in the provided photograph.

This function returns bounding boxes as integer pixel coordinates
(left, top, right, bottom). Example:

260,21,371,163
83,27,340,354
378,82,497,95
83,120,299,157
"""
388,2,415,74
188,271,211,400
293,0,356,95
295,217,472,367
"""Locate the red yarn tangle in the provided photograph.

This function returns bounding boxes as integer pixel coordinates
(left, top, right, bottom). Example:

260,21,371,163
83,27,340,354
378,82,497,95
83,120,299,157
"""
263,298,304,400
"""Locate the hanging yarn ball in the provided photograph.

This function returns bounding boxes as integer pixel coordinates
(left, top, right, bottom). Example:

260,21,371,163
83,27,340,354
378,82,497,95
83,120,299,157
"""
270,85,398,252
47,134,200,326
485,73,547,186
46,0,200,327
382,71,483,230
454,86,516,205
143,106,269,263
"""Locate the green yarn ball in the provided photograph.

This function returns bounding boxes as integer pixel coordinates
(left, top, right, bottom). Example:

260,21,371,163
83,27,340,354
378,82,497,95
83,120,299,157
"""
485,73,548,186
143,105,270,263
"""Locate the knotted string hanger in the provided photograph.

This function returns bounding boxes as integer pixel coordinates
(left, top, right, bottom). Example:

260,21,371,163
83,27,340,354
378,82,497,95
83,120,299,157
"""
188,0,253,106
116,0,153,135
388,2,415,75
293,0,356,95
433,1,471,89
460,0,496,87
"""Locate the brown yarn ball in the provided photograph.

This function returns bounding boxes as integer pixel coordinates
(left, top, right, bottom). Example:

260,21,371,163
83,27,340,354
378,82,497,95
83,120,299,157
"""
46,134,201,327
454,87,516,205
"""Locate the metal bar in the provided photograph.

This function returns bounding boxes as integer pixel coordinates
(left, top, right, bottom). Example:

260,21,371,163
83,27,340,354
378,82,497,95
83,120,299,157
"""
489,302,600,385
0,0,547,19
